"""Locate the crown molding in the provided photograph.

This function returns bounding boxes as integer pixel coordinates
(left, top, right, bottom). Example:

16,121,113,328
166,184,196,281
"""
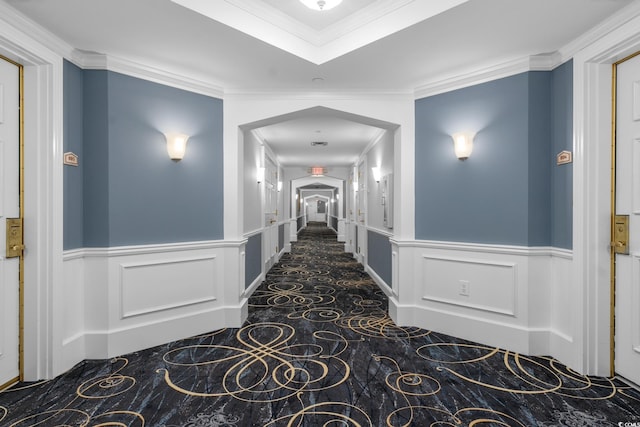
0,1,224,98
413,53,562,99
172,0,468,64
413,1,640,100
0,1,74,59
558,0,640,63
224,90,413,101
72,51,225,98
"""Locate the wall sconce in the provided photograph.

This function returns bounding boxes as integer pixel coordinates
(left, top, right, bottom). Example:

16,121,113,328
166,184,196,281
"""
452,132,475,161
257,167,265,184
371,166,382,183
353,181,358,191
165,133,189,161
277,181,283,192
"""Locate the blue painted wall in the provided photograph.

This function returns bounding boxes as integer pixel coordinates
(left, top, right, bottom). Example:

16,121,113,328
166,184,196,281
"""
415,69,572,248
66,69,224,247
278,224,285,253
82,70,111,247
527,72,552,246
368,230,391,287
105,72,223,246
245,234,262,289
551,60,573,249
63,60,84,250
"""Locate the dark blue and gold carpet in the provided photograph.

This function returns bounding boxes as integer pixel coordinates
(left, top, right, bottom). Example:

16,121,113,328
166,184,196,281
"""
1,222,639,426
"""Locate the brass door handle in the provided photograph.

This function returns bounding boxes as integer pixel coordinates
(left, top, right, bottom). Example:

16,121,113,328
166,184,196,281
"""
12,244,25,251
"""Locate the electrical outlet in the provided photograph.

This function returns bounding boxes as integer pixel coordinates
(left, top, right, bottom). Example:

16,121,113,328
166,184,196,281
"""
459,280,470,296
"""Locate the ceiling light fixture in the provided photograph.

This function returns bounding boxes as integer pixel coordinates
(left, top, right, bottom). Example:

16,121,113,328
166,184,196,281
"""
300,0,342,11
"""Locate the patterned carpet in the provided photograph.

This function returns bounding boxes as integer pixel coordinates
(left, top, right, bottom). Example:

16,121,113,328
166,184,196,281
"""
1,222,639,426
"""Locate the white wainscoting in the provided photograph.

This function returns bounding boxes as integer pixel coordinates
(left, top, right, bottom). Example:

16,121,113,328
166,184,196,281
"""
120,256,218,319
421,255,517,316
61,240,245,373
337,218,346,243
389,240,575,367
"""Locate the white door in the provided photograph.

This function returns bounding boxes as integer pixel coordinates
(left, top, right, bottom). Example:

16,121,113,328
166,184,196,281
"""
614,53,640,386
315,199,327,223
0,57,21,388
306,198,317,221
263,157,278,269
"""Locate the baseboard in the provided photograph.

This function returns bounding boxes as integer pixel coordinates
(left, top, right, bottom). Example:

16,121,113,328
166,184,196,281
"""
81,306,238,359
391,303,557,356
244,272,264,298
365,265,392,296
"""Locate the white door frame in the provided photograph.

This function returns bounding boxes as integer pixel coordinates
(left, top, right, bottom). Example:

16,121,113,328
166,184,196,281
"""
573,12,640,376
0,8,64,380
304,195,331,224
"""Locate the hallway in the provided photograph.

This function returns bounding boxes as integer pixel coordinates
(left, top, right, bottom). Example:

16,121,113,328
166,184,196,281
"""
1,223,639,425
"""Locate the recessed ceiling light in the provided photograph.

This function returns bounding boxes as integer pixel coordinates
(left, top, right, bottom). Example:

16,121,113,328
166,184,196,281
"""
300,0,342,11
311,141,328,147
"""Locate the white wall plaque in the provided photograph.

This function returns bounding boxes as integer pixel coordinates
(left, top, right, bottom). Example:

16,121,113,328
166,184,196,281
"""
64,152,78,166
556,150,572,165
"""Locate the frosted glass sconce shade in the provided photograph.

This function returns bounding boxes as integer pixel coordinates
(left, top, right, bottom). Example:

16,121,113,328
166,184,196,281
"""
452,132,474,160
371,166,382,183
165,133,189,160
257,167,265,184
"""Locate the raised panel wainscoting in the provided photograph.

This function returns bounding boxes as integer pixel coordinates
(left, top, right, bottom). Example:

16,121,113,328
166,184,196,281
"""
61,241,247,373
389,240,575,368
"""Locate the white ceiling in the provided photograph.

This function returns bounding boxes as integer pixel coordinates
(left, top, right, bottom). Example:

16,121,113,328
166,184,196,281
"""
4,0,637,168
256,114,384,167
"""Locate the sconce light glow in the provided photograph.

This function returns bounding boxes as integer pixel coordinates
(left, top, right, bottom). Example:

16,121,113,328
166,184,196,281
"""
257,167,265,184
277,181,283,192
371,166,382,183
452,132,475,160
165,133,189,161
353,181,358,191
